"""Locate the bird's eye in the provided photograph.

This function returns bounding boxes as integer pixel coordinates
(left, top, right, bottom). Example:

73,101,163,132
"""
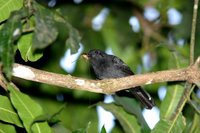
95,51,100,55
95,51,104,57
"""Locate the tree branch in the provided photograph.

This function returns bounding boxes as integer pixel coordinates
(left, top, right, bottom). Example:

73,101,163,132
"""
11,57,200,94
0,72,7,91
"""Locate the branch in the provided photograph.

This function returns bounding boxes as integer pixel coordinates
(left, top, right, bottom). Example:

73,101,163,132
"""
190,0,199,64
11,57,200,94
0,72,7,90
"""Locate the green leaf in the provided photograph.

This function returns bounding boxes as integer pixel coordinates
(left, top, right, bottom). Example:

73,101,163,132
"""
72,122,91,133
0,23,3,29
33,104,65,125
0,95,23,127
31,122,52,133
114,95,150,132
100,125,107,133
65,24,81,53
17,33,43,62
160,84,184,119
52,124,71,133
98,102,141,133
72,128,86,133
48,104,66,124
152,114,186,133
171,114,186,133
0,0,23,23
53,11,81,53
0,10,23,79
32,2,58,49
187,113,200,133
0,122,16,133
8,85,52,133
151,119,171,133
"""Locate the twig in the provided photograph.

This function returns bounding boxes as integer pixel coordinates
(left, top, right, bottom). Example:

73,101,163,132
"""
170,84,195,121
190,0,199,64
170,0,199,122
188,99,200,115
0,72,7,91
11,57,200,94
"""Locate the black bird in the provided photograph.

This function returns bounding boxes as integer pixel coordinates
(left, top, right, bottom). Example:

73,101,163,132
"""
83,49,155,109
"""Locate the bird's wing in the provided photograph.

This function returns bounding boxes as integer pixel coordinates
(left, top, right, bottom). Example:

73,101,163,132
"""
112,56,134,76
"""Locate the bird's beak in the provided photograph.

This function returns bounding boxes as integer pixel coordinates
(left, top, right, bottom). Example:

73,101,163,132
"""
81,53,89,60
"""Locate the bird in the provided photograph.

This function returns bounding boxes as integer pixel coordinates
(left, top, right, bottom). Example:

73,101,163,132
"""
82,49,155,109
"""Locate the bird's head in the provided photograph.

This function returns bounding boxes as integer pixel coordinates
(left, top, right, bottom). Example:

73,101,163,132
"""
82,49,107,65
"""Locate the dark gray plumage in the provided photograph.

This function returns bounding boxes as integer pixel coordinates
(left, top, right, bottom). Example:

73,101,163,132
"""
85,49,155,109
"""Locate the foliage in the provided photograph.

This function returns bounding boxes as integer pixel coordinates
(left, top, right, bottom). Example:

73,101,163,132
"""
0,0,199,133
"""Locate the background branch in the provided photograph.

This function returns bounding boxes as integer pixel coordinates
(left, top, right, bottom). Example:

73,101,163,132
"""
11,57,200,94
190,0,199,64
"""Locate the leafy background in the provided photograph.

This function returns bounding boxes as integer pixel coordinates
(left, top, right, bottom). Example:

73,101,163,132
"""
0,0,199,133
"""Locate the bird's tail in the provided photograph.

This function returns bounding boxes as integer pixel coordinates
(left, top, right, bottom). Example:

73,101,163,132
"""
128,87,155,109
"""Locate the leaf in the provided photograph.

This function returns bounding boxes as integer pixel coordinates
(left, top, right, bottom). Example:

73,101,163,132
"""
52,124,71,133
72,121,91,133
8,85,52,133
53,11,81,53
171,114,186,133
98,102,141,133
151,119,171,133
17,33,43,62
48,104,66,124
100,125,107,133
0,95,23,127
0,9,27,79
114,95,150,132
0,0,23,23
31,122,52,133
65,24,81,53
72,128,86,133
0,23,3,29
187,113,200,133
0,122,16,133
33,104,65,125
151,114,186,133
32,2,58,49
160,84,184,119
